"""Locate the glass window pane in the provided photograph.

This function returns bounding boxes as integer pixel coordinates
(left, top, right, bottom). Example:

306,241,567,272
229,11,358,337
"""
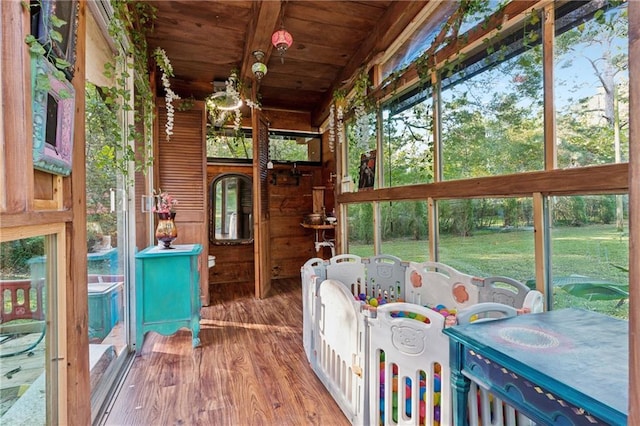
380,2,458,80
437,198,535,282
346,112,377,190
269,133,321,163
382,101,434,186
346,203,375,258
206,129,253,159
440,26,544,179
550,194,629,319
1,236,48,422
555,3,628,168
380,201,430,261
457,0,510,35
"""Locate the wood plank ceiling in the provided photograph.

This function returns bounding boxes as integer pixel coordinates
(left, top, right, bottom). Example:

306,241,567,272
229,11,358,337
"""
145,0,433,127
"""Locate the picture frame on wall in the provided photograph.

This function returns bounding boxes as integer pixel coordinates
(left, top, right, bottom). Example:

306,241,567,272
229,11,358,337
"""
37,0,80,79
358,150,376,191
31,55,76,176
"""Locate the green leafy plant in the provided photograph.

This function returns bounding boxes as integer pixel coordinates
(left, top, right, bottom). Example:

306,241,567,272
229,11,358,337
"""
91,0,158,182
23,0,72,96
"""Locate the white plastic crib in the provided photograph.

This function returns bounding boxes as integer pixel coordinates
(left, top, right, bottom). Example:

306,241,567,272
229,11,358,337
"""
301,254,543,426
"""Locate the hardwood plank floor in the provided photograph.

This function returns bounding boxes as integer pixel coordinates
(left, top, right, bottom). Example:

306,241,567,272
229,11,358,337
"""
102,279,350,426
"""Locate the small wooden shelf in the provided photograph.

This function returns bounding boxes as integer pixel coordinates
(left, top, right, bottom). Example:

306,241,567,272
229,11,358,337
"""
300,223,336,230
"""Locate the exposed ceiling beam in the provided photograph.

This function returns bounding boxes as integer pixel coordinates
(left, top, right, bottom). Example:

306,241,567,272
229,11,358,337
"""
239,0,282,88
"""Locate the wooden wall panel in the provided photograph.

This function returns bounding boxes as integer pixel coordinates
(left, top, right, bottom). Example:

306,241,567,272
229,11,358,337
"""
1,0,32,214
262,109,315,132
68,1,90,423
34,170,55,200
157,102,208,304
206,141,335,286
208,244,255,285
268,164,325,278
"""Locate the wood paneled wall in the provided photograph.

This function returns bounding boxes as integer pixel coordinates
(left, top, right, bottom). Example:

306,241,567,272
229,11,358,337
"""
268,164,326,278
206,162,328,287
205,107,333,294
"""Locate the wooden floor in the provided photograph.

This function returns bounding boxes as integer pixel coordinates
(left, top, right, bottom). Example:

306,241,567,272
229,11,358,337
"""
102,278,350,426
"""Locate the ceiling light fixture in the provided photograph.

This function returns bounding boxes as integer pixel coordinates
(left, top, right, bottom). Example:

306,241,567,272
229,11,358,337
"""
251,50,268,81
271,25,293,64
206,71,242,112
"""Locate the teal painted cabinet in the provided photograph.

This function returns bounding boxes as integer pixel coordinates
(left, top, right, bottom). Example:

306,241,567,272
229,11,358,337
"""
135,244,203,353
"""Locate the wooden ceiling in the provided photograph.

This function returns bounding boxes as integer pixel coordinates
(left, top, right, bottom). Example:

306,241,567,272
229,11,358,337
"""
145,0,435,126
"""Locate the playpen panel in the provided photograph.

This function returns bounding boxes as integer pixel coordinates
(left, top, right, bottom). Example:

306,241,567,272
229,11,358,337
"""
368,303,452,426
303,256,541,426
327,255,366,296
1,279,46,358
478,277,544,315
405,262,481,310
301,258,326,361
0,279,45,323
479,276,529,307
363,255,407,302
314,279,366,424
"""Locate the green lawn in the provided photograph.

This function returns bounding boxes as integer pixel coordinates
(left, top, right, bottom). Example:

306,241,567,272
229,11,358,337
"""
349,224,629,319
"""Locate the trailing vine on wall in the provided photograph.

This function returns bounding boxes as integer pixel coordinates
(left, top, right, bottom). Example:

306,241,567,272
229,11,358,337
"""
94,0,157,181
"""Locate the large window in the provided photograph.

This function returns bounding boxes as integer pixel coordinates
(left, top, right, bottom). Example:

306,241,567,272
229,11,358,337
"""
380,200,430,261
440,46,544,179
206,129,322,164
206,129,253,160
554,2,629,168
382,98,435,187
341,1,630,320
550,194,629,319
269,132,321,163
437,198,535,282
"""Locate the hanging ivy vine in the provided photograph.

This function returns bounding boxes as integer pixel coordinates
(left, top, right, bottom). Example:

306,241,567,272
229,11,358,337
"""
92,0,157,182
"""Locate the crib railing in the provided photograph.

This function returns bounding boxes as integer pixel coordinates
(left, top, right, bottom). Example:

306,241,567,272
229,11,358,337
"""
1,279,46,358
0,279,45,324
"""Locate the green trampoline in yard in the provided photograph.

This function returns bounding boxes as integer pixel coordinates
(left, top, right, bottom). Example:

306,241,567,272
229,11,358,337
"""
526,275,629,303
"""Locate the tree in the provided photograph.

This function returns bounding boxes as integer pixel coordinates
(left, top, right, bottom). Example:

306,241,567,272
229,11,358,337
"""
555,3,628,231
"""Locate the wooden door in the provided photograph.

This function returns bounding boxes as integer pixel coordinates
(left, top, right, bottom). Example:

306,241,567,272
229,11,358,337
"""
253,111,271,298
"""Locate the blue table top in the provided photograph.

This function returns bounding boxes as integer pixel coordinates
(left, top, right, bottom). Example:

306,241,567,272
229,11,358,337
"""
136,244,203,258
444,308,628,420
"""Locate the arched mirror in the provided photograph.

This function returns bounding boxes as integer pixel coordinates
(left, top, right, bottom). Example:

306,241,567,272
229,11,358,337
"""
209,173,253,244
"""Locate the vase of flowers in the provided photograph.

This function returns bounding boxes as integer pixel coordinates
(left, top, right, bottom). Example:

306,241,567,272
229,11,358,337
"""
153,191,178,249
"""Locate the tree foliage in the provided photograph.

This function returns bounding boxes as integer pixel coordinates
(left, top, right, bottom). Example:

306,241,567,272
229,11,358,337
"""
344,2,628,244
